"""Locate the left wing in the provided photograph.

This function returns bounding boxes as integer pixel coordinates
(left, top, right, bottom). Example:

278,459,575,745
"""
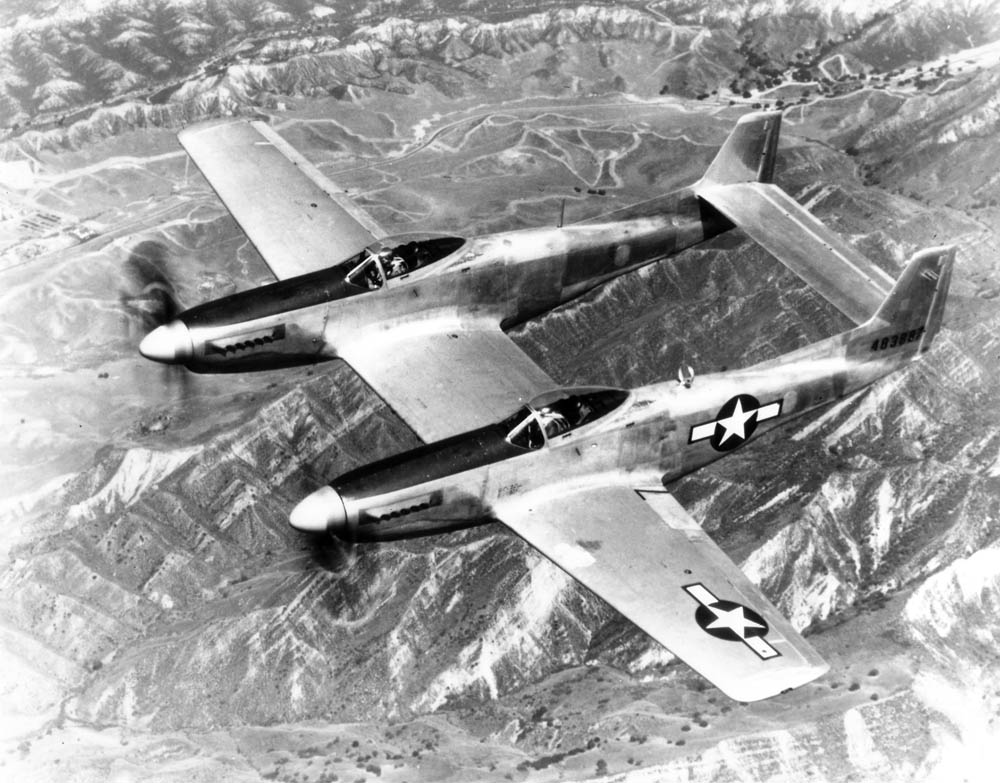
337,323,555,443
497,484,828,701
179,120,386,280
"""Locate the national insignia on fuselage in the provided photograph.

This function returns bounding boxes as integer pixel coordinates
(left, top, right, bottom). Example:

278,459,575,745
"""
688,393,783,452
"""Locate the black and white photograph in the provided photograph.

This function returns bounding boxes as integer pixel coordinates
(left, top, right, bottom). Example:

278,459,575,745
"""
1,1,998,780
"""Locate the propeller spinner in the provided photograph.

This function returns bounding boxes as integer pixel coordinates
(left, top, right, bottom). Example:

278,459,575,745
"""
139,321,193,364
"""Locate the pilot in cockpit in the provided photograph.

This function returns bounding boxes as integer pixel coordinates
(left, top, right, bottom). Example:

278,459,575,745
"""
388,254,408,277
376,248,408,279
537,406,570,438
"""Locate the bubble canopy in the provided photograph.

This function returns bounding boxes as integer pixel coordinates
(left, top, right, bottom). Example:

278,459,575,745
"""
343,234,466,290
503,386,630,450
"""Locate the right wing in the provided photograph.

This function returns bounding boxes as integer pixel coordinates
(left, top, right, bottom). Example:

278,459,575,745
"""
179,120,386,280
497,484,828,702
338,322,555,444
697,181,894,324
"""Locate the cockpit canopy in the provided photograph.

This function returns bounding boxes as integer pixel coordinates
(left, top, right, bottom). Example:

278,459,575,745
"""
502,387,629,450
341,234,466,291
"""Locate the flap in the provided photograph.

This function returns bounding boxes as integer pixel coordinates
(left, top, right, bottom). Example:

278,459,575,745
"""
179,120,385,280
497,484,828,701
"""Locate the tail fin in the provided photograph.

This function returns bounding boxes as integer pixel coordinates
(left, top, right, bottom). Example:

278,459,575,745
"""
700,111,782,186
853,246,955,359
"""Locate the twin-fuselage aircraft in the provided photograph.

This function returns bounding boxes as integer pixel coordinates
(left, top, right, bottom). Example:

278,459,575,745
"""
139,110,954,702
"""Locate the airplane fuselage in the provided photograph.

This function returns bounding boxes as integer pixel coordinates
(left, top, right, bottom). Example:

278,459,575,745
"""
308,323,901,542
167,189,728,372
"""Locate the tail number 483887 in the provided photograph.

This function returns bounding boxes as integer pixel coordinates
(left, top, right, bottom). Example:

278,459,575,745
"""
871,326,924,352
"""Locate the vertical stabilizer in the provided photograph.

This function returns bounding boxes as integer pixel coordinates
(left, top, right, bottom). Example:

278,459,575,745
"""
855,246,955,359
700,111,782,186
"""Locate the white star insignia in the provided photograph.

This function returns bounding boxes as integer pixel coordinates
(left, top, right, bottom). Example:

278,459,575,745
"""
716,398,756,445
705,604,766,639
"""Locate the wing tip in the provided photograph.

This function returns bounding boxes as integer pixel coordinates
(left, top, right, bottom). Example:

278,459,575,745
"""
716,660,830,703
177,118,256,145
734,108,784,125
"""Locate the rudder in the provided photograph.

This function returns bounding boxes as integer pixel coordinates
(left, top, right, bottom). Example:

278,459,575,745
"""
700,111,782,186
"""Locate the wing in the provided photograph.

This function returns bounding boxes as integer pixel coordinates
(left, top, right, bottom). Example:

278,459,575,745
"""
179,120,386,280
697,181,894,325
497,484,828,702
338,323,555,443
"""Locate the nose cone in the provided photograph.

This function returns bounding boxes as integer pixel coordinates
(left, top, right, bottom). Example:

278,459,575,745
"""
139,321,193,364
290,486,347,534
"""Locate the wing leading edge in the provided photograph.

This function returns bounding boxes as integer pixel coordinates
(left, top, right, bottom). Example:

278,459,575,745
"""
337,323,556,444
496,484,828,702
179,120,386,280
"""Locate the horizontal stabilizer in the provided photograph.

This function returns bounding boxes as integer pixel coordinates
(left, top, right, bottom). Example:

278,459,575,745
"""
697,181,894,324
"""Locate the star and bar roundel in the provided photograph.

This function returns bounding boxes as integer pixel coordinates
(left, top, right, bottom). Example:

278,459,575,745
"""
688,393,783,452
684,583,780,660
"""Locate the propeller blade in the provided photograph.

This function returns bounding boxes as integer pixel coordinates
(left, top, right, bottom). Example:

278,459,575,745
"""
121,239,194,398
120,240,181,332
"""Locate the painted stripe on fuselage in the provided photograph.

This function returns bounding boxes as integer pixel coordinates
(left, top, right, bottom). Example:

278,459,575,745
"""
756,401,780,422
690,421,716,441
